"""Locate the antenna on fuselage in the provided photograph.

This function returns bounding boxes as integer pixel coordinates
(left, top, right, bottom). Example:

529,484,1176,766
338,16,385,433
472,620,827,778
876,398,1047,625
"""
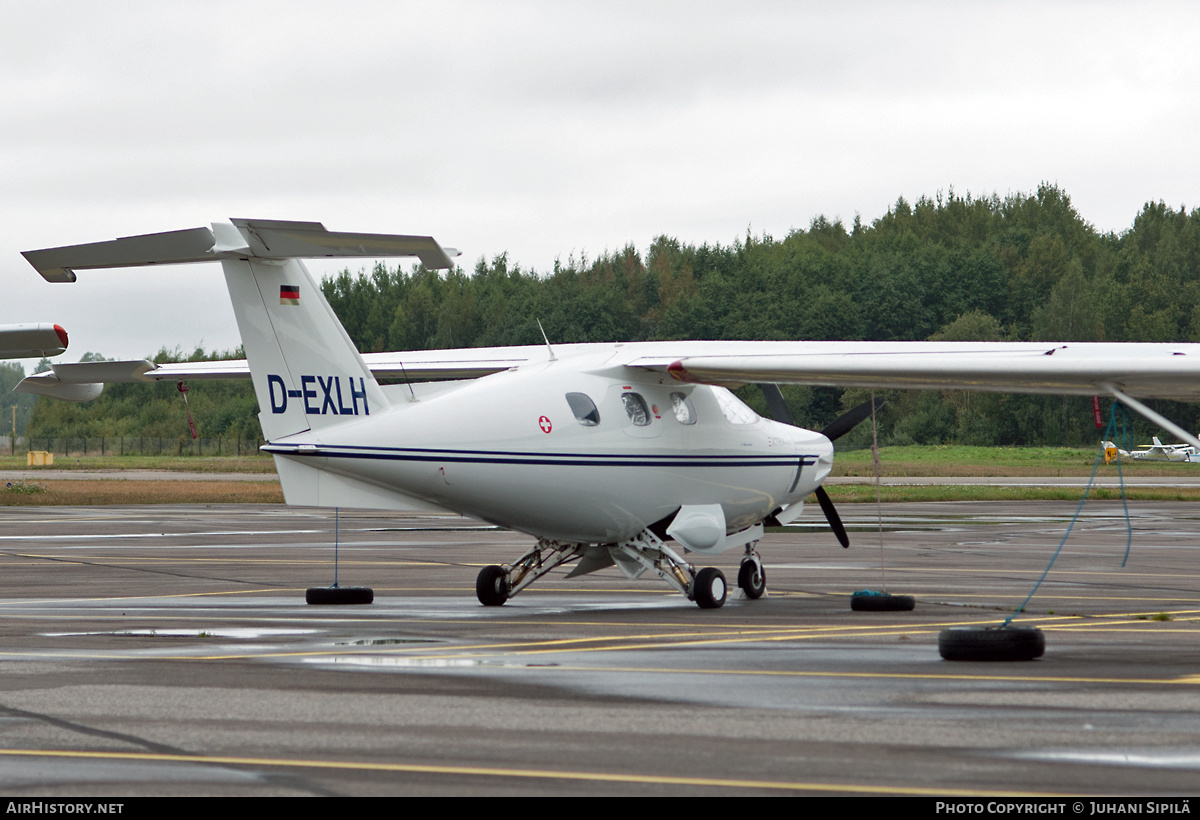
537,319,557,362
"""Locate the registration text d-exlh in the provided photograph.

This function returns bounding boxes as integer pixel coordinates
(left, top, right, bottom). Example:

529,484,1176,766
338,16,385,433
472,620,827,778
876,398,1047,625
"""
267,374,370,416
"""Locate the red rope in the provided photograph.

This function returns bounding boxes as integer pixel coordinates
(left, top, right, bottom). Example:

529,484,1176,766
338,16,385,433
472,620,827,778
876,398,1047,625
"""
177,382,198,440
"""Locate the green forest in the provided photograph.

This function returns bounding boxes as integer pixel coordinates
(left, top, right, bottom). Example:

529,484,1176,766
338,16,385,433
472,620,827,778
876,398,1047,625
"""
23,184,1200,448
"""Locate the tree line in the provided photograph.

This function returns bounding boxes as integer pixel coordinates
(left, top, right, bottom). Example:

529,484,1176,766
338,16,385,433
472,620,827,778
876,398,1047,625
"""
23,184,1200,448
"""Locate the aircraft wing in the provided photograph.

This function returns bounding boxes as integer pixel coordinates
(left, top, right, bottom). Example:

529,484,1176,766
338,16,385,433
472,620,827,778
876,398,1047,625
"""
642,340,1200,449
0,323,68,359
12,345,559,399
21,339,1200,399
643,341,1200,401
19,337,1200,446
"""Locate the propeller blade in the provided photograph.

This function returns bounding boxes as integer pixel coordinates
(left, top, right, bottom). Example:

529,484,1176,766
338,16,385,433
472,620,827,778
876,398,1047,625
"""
819,397,885,442
814,486,849,548
757,383,795,426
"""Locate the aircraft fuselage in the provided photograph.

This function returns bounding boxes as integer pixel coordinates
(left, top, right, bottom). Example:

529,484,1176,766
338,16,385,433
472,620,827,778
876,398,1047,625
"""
266,350,833,545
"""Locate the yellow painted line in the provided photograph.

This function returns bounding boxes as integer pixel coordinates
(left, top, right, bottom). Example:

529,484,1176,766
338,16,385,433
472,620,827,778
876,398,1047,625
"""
501,664,1200,688
0,749,1066,796
189,621,1188,663
880,569,1200,580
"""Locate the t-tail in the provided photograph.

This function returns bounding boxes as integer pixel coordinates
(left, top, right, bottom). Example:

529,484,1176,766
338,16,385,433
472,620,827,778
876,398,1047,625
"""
22,218,460,444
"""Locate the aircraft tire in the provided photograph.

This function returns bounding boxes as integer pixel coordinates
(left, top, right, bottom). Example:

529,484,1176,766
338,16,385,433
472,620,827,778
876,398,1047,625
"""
850,591,915,611
476,565,510,606
693,567,727,609
306,586,374,605
737,560,766,599
938,625,1045,662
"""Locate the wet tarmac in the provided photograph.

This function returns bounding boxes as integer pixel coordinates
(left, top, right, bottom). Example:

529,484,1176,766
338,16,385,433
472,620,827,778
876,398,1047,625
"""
1,501,1199,796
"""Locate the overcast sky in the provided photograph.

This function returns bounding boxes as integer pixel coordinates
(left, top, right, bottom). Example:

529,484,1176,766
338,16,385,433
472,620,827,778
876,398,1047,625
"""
3,0,1198,367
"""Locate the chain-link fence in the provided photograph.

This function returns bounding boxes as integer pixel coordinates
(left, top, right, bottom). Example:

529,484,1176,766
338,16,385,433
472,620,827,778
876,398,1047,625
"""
18,437,266,457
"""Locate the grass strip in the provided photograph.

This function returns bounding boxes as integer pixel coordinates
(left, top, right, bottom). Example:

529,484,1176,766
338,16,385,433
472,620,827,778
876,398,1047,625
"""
0,479,283,506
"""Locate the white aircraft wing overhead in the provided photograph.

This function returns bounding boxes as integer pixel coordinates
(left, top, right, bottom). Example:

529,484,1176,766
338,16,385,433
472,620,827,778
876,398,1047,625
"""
0,323,68,358
13,346,557,397
651,341,1200,401
643,339,1200,450
22,339,1200,404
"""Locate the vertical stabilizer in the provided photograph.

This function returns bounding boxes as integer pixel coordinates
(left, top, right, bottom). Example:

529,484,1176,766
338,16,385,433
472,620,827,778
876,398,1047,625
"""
221,257,389,440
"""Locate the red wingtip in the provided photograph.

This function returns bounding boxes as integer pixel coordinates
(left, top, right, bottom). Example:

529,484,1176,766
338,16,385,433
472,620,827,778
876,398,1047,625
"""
53,324,68,350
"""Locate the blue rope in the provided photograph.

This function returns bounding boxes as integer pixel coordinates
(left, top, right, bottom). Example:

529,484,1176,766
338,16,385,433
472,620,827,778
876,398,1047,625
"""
1113,404,1133,567
1003,401,1132,626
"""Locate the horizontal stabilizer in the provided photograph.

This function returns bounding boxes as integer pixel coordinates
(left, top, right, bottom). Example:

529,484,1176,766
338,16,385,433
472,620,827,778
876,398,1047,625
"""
227,219,460,270
23,219,460,282
23,228,218,282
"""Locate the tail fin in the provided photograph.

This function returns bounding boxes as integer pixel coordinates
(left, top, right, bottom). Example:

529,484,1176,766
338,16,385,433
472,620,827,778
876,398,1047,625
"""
23,219,460,441
223,256,387,439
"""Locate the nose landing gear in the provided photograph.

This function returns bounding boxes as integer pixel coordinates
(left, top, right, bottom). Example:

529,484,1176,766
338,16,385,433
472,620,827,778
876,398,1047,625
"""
738,546,766,600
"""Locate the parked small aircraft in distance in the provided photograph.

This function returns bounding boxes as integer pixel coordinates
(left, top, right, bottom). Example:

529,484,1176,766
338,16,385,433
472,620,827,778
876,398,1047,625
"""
1103,436,1200,463
0,324,68,360
19,220,1200,608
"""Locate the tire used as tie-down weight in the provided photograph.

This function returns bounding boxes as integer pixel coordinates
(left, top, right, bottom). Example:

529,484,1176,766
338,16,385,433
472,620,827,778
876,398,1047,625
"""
850,590,915,611
938,625,1045,661
306,586,374,605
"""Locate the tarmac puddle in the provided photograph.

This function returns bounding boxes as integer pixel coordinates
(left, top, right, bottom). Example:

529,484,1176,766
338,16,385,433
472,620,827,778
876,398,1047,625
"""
45,628,320,639
300,655,555,669
339,637,442,646
1012,749,1200,770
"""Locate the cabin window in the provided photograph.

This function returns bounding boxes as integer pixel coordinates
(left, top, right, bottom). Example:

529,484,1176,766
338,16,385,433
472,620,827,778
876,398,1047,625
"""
565,392,600,427
621,392,651,426
670,392,697,425
712,386,760,425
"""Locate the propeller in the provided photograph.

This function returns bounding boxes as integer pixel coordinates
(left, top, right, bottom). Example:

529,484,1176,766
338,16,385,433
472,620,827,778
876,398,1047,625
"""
820,396,885,442
813,485,849,548
758,385,885,549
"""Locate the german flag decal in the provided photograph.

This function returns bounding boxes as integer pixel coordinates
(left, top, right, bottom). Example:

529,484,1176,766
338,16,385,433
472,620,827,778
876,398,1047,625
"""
280,285,300,305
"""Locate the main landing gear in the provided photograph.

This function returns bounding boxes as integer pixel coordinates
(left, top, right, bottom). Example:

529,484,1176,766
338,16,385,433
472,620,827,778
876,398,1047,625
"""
474,529,768,610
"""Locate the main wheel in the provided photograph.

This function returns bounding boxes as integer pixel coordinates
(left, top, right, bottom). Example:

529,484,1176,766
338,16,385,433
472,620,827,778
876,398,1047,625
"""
693,567,727,609
938,625,1045,661
306,586,374,605
476,565,510,606
737,560,766,599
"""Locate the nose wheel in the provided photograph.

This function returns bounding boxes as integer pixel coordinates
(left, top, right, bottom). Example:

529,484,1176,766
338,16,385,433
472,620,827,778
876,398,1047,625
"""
738,556,766,599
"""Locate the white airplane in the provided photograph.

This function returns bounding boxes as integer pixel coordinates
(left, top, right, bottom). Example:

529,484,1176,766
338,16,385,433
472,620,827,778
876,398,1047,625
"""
1129,436,1197,462
0,324,69,360
1100,436,1200,463
18,219,1200,609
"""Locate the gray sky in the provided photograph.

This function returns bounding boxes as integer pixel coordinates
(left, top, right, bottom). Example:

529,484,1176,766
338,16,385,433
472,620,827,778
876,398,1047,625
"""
3,0,1199,367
